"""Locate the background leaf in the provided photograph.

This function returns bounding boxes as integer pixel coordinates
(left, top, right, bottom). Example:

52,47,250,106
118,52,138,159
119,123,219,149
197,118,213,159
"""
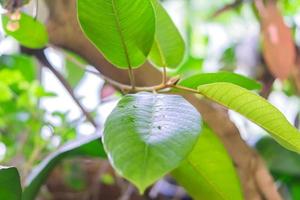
103,92,202,193
0,166,22,200
179,72,262,90
0,54,36,82
198,82,300,153
256,137,300,176
148,0,185,69
2,12,49,49
77,0,155,68
64,51,86,88
23,134,106,200
172,125,243,200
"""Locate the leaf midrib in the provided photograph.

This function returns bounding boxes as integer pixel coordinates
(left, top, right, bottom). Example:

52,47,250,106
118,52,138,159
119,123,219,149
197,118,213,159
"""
187,159,227,200
155,37,167,67
111,0,131,67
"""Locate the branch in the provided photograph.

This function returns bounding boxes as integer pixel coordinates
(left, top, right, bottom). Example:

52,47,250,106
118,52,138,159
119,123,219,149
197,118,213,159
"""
21,47,98,129
64,49,181,93
211,0,243,18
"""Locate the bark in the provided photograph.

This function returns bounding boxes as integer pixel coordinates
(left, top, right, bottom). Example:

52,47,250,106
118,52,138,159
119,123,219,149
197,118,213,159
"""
42,0,281,199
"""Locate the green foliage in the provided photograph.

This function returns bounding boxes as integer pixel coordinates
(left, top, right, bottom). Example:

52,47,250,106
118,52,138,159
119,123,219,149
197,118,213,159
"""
148,0,185,68
0,166,22,200
2,13,48,49
77,0,155,68
256,137,300,176
23,134,106,200
198,83,300,153
171,56,203,77
256,137,300,199
172,125,243,200
103,92,202,193
0,54,55,162
179,72,262,90
64,51,86,88
0,54,36,82
220,46,237,71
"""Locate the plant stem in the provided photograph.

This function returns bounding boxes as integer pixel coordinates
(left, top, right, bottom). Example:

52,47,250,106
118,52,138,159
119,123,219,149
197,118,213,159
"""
128,66,136,90
172,85,199,94
162,66,167,85
64,48,199,95
34,50,98,128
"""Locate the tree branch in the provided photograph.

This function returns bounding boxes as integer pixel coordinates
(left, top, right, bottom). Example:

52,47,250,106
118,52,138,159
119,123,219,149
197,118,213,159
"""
21,47,98,129
211,0,243,18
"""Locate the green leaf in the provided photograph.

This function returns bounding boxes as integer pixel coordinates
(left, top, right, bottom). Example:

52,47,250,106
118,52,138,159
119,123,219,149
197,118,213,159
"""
0,82,13,102
256,137,300,176
197,82,300,153
148,0,185,68
171,56,203,77
0,54,36,82
64,51,86,88
23,134,106,200
0,166,22,200
172,125,243,200
2,13,48,49
103,92,202,193
77,0,155,68
179,72,262,90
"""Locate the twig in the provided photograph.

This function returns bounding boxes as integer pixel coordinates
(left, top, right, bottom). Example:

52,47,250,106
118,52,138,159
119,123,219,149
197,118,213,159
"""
128,67,136,90
33,0,39,20
211,0,243,18
118,184,134,200
162,66,167,85
65,53,181,93
30,49,98,128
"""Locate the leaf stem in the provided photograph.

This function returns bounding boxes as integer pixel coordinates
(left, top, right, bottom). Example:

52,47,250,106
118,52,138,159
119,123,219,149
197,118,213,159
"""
162,66,167,85
171,85,199,94
64,47,199,95
128,66,136,90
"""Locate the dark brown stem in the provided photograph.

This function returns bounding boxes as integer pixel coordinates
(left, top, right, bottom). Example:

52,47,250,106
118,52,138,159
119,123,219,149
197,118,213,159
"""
211,0,242,18
24,48,98,128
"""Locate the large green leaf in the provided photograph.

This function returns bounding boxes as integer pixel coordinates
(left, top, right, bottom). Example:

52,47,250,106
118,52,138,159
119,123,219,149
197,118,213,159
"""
197,82,300,153
148,0,185,68
172,125,243,200
256,137,300,176
179,72,261,90
77,0,155,68
0,166,22,200
103,92,202,193
23,134,106,200
2,13,48,49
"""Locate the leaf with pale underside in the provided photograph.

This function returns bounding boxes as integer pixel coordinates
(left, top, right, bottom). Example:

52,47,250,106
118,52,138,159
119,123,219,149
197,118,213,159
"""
172,125,243,200
148,0,185,68
198,82,300,153
103,92,202,193
77,0,155,68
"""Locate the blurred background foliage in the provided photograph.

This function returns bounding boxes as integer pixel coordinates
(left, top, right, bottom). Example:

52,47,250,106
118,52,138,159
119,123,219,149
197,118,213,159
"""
1,0,300,199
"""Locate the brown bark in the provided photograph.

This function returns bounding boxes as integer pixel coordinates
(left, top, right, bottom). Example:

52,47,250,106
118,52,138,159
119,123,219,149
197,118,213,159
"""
43,0,281,199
